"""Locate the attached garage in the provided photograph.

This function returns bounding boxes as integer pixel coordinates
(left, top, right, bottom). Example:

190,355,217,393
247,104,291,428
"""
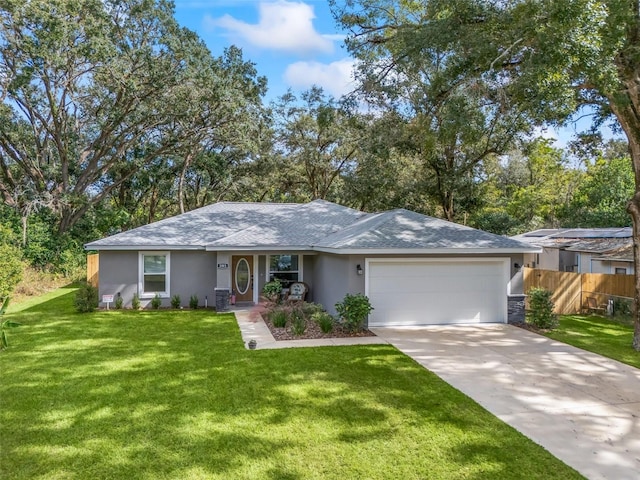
365,258,510,326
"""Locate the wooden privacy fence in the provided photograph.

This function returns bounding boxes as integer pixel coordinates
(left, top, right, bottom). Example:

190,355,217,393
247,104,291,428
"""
523,267,635,314
87,253,99,288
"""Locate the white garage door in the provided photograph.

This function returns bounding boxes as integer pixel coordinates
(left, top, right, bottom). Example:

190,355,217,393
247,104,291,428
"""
366,259,508,326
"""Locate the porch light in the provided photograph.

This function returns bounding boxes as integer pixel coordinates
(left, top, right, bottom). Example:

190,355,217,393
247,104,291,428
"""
356,264,363,275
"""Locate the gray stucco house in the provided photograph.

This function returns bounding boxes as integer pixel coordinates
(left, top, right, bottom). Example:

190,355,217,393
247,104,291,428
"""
85,200,538,326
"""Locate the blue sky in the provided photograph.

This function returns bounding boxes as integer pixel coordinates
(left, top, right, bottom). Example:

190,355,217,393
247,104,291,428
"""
174,1,355,100
173,0,619,147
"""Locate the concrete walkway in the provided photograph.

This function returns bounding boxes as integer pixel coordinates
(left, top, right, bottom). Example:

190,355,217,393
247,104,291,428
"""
370,324,640,480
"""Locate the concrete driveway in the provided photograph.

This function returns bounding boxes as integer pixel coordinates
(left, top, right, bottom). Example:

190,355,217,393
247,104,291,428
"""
370,324,640,480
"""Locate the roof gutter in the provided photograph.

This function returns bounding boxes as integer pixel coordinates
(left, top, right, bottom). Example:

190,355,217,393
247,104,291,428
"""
311,246,542,255
84,244,206,251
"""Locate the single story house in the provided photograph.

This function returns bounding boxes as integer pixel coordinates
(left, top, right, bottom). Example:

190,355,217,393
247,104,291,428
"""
85,200,538,326
512,228,633,274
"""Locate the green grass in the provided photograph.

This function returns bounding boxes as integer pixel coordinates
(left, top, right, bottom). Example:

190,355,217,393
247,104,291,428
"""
544,315,640,369
0,287,583,480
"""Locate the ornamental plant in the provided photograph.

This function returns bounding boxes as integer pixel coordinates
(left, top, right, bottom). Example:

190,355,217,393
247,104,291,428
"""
132,293,141,310
527,287,557,329
262,279,283,303
74,281,98,313
151,294,162,309
171,294,181,309
335,293,373,332
189,295,199,309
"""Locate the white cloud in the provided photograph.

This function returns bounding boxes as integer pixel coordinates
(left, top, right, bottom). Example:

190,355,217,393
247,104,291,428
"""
284,58,356,98
205,1,334,55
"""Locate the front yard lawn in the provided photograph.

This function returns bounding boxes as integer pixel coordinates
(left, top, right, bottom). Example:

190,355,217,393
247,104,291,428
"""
544,315,640,369
0,287,582,479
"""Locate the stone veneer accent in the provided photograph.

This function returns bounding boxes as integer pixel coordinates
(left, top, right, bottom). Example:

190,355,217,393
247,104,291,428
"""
508,295,526,324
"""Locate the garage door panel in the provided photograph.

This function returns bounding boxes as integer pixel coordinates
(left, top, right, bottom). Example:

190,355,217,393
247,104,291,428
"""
367,259,507,326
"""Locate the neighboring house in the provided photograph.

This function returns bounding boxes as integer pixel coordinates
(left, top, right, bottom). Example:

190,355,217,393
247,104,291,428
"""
85,200,537,326
512,228,633,274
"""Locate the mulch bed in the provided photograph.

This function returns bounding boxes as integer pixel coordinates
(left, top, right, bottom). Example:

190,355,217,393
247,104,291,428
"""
262,315,376,341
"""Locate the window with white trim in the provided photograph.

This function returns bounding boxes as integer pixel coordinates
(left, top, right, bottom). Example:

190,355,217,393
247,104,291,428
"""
268,254,301,288
139,252,170,297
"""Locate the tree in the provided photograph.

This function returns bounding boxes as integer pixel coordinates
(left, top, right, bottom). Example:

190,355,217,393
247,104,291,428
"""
562,155,634,227
473,139,580,233
0,0,266,234
332,0,640,349
270,87,363,202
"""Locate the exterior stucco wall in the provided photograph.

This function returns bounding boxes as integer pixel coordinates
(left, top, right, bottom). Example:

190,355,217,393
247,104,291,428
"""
98,250,216,308
303,255,315,301
170,251,217,308
310,254,351,315
99,251,138,308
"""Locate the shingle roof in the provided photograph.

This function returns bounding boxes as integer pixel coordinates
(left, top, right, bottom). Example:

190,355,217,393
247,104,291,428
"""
85,200,536,253
315,209,533,251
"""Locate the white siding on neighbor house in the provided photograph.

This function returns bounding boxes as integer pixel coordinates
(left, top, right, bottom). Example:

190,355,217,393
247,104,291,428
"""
590,260,634,275
365,258,509,327
539,248,560,270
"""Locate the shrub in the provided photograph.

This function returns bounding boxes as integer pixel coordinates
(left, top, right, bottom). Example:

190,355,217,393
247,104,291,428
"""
132,293,141,310
115,295,123,310
312,311,334,333
270,308,287,328
302,302,324,316
335,293,373,332
1,296,21,350
262,279,282,303
150,294,162,309
0,243,23,299
290,309,306,335
613,297,632,318
189,295,198,309
171,294,181,309
75,282,98,313
527,287,557,329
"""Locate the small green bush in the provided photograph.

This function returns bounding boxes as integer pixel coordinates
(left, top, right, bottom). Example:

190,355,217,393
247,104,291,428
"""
75,282,98,313
335,293,373,332
171,294,181,309
290,310,306,336
189,295,198,309
115,295,123,310
302,302,324,316
262,279,283,303
613,297,632,318
132,293,141,310
1,296,21,350
270,308,287,328
312,311,334,333
527,287,557,329
151,294,162,309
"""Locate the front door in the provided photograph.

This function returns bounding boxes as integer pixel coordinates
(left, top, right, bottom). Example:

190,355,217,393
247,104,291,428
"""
232,255,254,303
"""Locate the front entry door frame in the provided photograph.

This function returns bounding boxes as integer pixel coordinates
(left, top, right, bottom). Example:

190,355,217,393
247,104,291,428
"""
232,255,257,304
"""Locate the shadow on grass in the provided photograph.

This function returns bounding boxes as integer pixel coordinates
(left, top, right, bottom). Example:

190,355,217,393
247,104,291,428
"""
0,289,583,480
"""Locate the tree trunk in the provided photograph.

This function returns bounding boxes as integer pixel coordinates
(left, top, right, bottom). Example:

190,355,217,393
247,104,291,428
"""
627,193,640,351
611,93,640,351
